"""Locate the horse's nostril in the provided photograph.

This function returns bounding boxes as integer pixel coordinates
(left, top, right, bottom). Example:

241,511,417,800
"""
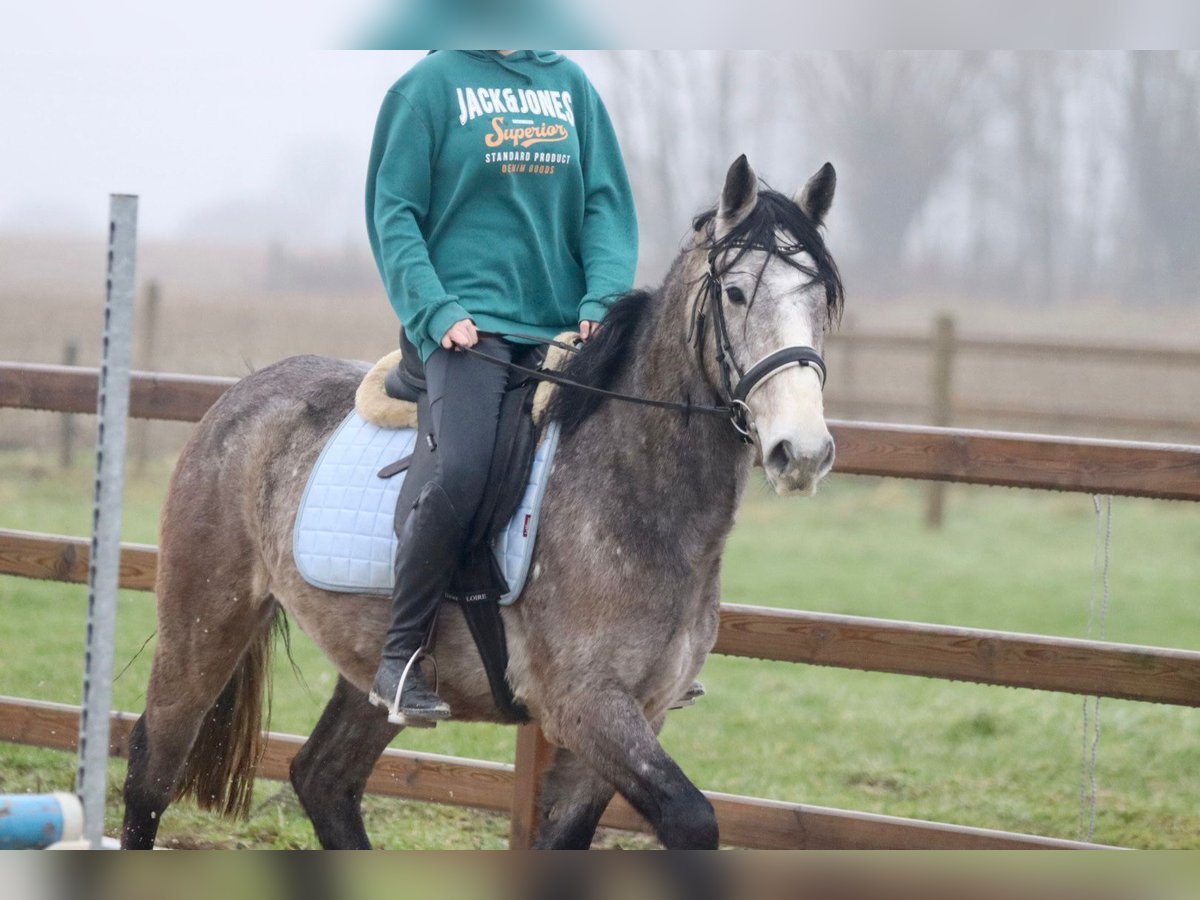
767,440,794,473
819,438,836,473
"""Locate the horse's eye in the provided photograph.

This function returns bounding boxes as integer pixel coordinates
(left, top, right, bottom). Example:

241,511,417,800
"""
725,286,747,305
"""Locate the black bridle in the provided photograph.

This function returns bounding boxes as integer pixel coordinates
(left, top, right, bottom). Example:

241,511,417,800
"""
461,248,829,443
692,248,828,440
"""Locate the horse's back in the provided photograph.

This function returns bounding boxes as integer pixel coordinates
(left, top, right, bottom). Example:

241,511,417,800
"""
195,354,365,446
161,354,366,566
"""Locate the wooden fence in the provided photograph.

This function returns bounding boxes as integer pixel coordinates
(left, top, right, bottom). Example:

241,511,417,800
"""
826,318,1200,436
823,317,1200,526
2,362,1200,849
27,313,1200,481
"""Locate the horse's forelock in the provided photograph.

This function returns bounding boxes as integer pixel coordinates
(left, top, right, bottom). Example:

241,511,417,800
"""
693,189,844,323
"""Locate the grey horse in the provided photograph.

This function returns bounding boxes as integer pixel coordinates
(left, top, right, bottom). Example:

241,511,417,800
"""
120,155,844,850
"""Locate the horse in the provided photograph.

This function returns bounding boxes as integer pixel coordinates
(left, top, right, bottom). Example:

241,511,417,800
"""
120,155,844,850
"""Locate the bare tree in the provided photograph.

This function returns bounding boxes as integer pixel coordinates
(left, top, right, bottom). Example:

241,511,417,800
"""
595,51,818,279
600,51,696,276
1125,51,1200,302
798,52,991,298
1012,52,1068,307
593,51,1198,312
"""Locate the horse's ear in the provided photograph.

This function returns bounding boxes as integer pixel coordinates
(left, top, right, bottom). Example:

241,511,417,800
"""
718,154,758,234
796,162,836,227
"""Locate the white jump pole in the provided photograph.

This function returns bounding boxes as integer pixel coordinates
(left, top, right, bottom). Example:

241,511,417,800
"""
76,194,138,849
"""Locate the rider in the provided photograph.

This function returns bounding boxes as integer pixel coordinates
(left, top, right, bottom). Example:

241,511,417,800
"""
365,50,638,721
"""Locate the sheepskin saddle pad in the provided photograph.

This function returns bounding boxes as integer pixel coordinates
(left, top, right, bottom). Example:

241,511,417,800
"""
292,339,572,604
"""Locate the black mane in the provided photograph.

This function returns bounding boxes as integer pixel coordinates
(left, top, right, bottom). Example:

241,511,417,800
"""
692,187,844,322
546,289,651,435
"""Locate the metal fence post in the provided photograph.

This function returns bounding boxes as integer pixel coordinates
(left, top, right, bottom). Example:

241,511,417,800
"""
76,194,137,848
925,313,956,528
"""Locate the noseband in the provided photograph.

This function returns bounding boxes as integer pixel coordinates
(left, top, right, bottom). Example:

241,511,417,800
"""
693,251,829,442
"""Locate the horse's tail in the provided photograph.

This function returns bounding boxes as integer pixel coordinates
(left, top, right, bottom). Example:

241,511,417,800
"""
175,608,282,819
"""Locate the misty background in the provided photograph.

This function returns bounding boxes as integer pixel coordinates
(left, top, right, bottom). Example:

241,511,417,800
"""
4,51,1198,304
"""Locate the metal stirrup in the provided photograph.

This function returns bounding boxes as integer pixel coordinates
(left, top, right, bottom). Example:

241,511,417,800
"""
387,652,424,723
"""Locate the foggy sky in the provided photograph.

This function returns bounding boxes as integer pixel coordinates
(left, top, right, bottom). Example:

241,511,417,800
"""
4,49,1199,309
0,51,429,240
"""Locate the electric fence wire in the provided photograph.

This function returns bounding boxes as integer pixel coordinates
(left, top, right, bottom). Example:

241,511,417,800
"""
1078,494,1113,842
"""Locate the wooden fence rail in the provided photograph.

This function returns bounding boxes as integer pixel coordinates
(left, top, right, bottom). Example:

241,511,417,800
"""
4,363,1200,501
3,528,1198,709
828,329,1200,366
0,362,232,422
832,397,1200,435
824,324,1200,463
830,422,1200,501
0,696,1110,850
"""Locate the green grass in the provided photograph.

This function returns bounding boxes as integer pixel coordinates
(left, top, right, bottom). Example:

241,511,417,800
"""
1,450,1198,848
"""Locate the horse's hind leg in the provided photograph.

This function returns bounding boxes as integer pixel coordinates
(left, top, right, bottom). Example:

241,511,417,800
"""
121,576,277,849
545,691,717,849
533,746,616,849
289,675,401,849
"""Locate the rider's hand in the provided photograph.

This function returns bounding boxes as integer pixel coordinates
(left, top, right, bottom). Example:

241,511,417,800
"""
579,320,601,341
441,319,479,350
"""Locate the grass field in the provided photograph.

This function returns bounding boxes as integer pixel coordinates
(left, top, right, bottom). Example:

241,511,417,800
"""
0,450,1198,849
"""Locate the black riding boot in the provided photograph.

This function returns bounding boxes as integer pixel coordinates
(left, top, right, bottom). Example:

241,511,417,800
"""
368,481,465,723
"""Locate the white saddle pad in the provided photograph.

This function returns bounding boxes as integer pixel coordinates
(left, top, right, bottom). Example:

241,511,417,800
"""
293,411,560,605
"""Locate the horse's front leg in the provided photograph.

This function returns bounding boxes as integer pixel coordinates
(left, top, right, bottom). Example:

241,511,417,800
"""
542,688,717,849
533,745,616,849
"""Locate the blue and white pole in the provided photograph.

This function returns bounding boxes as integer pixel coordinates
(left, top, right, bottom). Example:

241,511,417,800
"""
0,794,84,849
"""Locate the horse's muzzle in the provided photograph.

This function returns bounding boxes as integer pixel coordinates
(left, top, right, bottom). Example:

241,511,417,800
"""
763,434,836,495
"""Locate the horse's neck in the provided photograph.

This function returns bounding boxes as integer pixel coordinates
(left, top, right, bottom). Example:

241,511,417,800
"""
562,284,753,554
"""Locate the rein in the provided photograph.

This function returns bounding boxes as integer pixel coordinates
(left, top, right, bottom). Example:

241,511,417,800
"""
460,343,734,419
460,248,830,442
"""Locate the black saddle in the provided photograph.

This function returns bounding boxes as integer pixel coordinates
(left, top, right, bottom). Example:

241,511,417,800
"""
383,330,427,402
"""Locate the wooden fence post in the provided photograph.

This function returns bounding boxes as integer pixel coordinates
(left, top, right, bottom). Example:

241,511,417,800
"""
924,314,956,528
59,341,79,468
509,722,555,849
132,281,161,475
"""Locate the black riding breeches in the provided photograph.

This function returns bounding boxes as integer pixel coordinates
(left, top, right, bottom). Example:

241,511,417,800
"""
399,333,542,533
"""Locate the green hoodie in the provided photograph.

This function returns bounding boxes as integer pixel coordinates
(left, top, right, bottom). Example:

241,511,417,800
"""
366,50,638,361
